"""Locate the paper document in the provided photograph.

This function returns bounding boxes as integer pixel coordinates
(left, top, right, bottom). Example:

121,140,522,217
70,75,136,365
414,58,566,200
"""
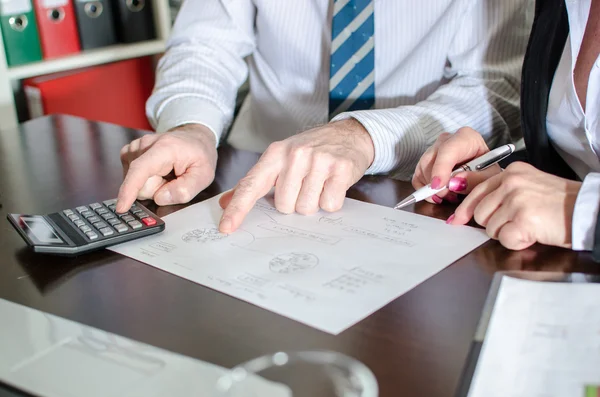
467,276,600,397
111,195,489,334
0,298,289,397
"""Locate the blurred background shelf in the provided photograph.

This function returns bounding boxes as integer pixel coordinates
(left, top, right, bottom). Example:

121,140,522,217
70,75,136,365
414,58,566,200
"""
7,39,165,80
0,0,172,132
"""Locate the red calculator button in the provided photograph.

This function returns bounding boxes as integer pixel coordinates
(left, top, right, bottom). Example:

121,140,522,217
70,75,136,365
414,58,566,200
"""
141,217,157,226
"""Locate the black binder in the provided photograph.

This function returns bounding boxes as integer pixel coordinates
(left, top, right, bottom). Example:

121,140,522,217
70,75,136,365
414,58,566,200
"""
73,0,117,50
111,0,155,43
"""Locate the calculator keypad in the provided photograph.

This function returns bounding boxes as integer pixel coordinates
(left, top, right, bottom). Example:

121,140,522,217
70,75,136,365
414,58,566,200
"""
62,200,159,241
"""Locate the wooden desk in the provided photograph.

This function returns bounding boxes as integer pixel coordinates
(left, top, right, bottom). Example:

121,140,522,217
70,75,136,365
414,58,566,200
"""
0,115,596,396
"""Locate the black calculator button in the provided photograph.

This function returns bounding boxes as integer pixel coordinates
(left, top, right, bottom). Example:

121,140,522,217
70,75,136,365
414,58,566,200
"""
88,215,101,224
107,218,121,226
122,215,135,223
96,207,109,215
130,205,141,213
85,231,99,240
81,210,94,218
136,211,149,219
99,227,114,237
63,209,74,216
80,225,92,233
117,212,130,218
74,219,85,227
92,221,108,229
108,204,117,212
103,199,117,207
76,206,88,213
101,212,116,220
128,220,143,230
114,223,129,233
89,203,102,210
68,214,80,221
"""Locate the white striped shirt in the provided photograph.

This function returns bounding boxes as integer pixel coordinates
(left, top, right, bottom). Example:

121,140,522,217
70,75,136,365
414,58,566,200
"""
147,0,532,179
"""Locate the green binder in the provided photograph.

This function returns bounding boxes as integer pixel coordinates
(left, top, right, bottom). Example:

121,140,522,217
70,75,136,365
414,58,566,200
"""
0,0,42,66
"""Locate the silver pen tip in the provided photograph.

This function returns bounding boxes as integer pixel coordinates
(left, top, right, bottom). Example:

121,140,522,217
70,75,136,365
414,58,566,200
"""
394,195,416,210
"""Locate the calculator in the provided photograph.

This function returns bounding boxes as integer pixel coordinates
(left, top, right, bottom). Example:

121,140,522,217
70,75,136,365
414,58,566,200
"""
7,199,165,255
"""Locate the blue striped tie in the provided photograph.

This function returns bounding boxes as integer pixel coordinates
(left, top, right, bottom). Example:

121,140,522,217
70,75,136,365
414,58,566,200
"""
329,0,375,119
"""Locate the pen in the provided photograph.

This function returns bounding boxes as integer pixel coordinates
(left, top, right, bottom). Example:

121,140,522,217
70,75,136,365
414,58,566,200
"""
394,143,516,210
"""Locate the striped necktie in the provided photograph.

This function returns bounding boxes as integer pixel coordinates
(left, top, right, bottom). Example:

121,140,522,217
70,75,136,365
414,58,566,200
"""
329,0,375,119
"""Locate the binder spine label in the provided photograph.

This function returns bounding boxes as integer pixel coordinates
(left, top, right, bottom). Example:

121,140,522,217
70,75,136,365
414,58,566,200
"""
41,0,67,8
0,0,32,15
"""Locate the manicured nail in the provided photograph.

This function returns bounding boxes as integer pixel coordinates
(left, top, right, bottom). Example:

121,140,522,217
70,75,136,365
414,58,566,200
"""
432,195,443,204
445,192,460,204
446,214,455,224
431,176,442,189
448,177,467,192
220,217,232,233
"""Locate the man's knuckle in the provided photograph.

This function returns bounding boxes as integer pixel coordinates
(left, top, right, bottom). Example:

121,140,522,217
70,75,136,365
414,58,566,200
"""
128,158,143,170
265,141,285,156
139,134,156,146
312,151,334,167
438,132,452,141
335,158,353,174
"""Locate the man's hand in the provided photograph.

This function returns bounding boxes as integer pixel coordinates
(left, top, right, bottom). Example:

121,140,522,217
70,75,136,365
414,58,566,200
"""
116,124,218,213
218,119,375,233
448,162,582,250
412,127,502,203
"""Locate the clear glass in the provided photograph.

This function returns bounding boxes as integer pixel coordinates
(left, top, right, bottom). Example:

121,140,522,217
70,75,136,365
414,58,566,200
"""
214,350,378,397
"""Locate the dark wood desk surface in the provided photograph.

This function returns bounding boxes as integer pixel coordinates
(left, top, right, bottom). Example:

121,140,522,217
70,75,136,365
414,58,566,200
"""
0,115,597,397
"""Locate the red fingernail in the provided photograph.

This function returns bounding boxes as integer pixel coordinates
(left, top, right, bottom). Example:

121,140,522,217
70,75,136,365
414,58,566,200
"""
432,195,443,204
448,177,467,192
446,214,455,224
431,176,442,189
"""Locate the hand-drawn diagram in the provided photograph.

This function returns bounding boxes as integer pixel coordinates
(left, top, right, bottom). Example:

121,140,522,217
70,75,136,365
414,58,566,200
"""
182,227,228,244
269,252,319,274
110,195,490,334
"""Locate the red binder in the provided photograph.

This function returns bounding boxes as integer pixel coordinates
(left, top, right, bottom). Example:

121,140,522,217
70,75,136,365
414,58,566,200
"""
23,57,155,130
33,0,80,58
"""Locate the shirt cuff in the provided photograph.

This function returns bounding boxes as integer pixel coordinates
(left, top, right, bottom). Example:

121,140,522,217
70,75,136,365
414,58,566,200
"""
331,109,425,179
153,96,229,147
572,172,600,251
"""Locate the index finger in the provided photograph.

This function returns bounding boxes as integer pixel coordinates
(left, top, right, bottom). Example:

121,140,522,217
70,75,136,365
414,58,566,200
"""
219,160,281,233
430,128,489,189
116,150,169,212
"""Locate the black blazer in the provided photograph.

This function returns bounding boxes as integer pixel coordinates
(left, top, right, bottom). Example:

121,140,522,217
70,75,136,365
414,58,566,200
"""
520,0,600,259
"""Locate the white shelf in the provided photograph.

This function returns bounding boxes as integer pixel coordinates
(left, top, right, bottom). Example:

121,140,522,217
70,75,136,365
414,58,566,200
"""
8,40,166,80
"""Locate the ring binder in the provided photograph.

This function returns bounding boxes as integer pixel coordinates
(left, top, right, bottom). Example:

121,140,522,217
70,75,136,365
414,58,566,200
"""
0,0,42,66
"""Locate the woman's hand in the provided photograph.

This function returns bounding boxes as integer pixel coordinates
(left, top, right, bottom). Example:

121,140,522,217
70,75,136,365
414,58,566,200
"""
412,127,502,204
448,162,582,250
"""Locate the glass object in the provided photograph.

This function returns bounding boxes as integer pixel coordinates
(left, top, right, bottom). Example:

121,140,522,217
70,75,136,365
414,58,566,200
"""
215,350,378,397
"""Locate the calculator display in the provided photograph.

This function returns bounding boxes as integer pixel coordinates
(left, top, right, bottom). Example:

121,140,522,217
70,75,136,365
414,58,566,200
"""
20,216,65,245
